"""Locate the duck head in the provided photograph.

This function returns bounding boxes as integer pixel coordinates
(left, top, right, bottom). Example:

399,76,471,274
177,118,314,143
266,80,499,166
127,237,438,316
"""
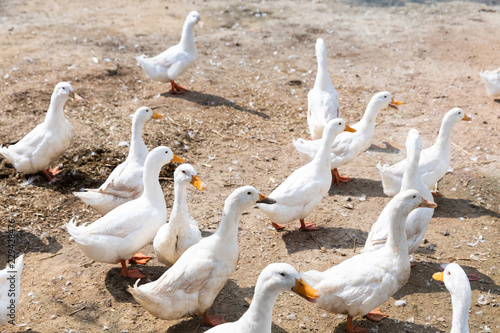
394,189,438,216
226,186,276,212
443,107,472,125
146,146,185,167
53,82,83,103
186,11,203,28
370,91,403,111
174,163,207,191
133,106,164,124
257,263,320,303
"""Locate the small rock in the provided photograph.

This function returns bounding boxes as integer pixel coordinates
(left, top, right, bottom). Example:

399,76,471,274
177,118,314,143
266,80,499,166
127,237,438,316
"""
437,317,445,322
344,197,351,202
443,230,450,236
394,300,407,307
422,238,429,244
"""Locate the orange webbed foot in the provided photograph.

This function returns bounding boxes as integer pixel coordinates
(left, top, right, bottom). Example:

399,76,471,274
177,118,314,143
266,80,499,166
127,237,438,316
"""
299,219,321,231
364,308,388,322
203,313,226,327
42,165,62,182
170,80,189,94
331,168,353,186
347,316,369,333
120,259,145,279
271,222,285,231
128,252,151,265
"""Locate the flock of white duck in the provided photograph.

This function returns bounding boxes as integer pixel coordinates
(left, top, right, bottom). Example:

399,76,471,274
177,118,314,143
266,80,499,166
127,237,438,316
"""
1,9,497,333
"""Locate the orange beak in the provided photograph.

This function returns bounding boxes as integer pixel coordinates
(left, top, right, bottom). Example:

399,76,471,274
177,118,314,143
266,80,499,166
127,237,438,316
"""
462,114,472,121
171,154,185,163
70,90,83,102
432,272,444,282
418,198,437,209
152,111,164,119
257,193,276,204
190,175,207,191
292,278,320,303
344,124,356,133
388,98,403,110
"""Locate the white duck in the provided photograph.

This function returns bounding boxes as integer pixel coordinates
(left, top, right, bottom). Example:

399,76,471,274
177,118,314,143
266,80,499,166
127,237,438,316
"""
137,11,203,94
128,186,276,326
205,263,319,333
258,119,355,231
153,163,207,266
432,263,471,333
73,107,163,215
363,129,435,255
479,67,500,98
0,254,23,326
301,190,437,333
293,91,402,185
66,146,184,279
0,82,82,181
307,38,340,140
378,107,472,197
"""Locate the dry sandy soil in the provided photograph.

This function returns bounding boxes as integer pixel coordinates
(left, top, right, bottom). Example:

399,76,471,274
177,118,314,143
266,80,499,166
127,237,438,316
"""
1,0,499,332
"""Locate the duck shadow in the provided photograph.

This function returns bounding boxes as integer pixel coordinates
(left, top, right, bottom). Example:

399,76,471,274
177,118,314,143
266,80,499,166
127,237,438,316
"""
24,169,105,195
432,196,500,219
328,178,385,198
347,0,497,7
332,317,444,333
104,265,168,303
0,230,62,261
280,227,368,255
163,90,270,119
395,261,500,298
368,142,401,154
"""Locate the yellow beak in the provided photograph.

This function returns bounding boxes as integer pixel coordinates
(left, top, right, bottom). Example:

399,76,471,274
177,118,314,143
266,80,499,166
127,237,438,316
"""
190,175,207,191
198,20,204,28
171,154,185,163
70,90,83,102
389,98,403,110
462,114,472,121
344,124,356,133
292,278,320,303
257,193,276,204
152,111,164,119
418,198,438,209
432,272,444,282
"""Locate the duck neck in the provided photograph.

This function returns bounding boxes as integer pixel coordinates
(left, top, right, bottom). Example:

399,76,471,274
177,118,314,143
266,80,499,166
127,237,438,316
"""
141,159,165,202
450,290,471,333
401,148,420,191
313,128,336,169
128,118,147,160
434,116,455,153
314,52,332,90
240,282,279,332
357,101,382,131
213,202,243,246
44,95,67,124
169,182,188,225
384,202,409,258
180,21,196,51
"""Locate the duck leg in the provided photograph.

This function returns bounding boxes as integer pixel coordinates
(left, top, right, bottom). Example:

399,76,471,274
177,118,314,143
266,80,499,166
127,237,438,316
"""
42,165,62,181
331,168,352,186
128,252,151,265
170,80,188,94
203,311,226,326
271,222,285,231
120,259,145,279
299,219,321,231
347,315,369,333
431,182,445,198
364,308,387,322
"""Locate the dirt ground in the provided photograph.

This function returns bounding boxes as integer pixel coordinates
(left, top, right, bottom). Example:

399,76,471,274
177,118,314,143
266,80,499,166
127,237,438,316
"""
0,0,499,332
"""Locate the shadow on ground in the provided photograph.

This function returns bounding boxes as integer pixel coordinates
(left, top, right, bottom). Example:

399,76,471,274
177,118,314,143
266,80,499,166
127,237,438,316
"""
163,90,270,119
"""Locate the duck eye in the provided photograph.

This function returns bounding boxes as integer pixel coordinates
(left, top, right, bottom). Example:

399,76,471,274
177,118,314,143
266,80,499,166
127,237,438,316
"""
247,191,251,195
447,271,451,275
338,122,341,125
458,112,461,114
62,87,65,90
280,273,285,277
182,170,186,174
384,95,387,98
413,195,416,198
